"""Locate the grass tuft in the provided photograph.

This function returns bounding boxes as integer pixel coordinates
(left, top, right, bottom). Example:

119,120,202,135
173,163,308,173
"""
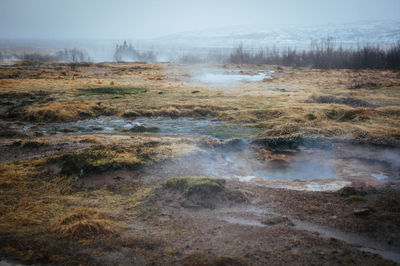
346,195,367,202
309,95,377,108
51,209,116,240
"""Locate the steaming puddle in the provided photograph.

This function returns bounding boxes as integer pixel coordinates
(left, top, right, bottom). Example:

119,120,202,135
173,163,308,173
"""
213,207,400,264
237,179,351,192
140,147,350,191
187,70,274,84
239,161,341,191
371,173,388,180
232,175,350,192
0,258,27,265
0,59,18,66
139,140,399,192
253,161,335,180
10,117,260,139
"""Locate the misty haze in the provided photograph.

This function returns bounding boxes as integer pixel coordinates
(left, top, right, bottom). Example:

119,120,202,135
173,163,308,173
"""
0,0,400,265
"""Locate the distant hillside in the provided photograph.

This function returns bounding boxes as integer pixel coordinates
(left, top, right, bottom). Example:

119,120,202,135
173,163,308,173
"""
151,20,400,49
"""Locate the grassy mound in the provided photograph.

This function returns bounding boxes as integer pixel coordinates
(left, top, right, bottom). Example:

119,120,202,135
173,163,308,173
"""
0,91,50,106
12,140,49,148
48,148,141,176
51,209,116,240
6,101,116,122
324,108,372,122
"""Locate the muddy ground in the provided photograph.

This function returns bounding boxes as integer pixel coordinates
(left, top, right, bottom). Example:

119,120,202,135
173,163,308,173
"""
0,62,399,265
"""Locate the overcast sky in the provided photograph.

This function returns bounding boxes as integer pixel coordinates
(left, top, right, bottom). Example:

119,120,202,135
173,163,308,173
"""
0,0,399,39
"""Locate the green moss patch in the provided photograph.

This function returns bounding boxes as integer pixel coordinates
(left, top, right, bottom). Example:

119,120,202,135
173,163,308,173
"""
79,87,147,95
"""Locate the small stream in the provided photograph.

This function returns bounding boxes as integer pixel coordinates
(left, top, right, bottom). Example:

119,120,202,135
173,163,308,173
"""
7,117,261,140
213,207,400,264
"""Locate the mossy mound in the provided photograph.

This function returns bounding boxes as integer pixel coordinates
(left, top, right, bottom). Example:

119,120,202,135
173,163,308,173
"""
162,177,248,209
309,95,377,108
124,125,160,133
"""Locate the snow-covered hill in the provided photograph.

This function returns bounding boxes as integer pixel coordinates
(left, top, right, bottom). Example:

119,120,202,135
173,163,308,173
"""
150,20,400,49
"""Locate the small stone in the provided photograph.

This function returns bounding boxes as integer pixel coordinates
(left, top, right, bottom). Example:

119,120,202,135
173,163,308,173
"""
353,208,370,216
291,249,300,256
261,216,294,226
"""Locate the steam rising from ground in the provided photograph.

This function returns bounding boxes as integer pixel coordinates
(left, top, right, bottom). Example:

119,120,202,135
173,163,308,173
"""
3,112,399,191
139,139,400,191
139,140,340,190
188,70,273,84
172,65,275,85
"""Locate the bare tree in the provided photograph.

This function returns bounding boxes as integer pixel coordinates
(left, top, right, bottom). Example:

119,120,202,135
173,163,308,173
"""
114,41,156,62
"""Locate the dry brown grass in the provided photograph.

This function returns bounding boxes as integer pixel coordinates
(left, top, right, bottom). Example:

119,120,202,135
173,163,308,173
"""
0,62,399,263
0,62,398,149
1,63,398,143
50,208,116,240
6,101,115,122
0,143,164,263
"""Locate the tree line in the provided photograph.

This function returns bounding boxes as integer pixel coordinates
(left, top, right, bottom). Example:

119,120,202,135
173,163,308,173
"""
1,39,399,69
228,39,400,69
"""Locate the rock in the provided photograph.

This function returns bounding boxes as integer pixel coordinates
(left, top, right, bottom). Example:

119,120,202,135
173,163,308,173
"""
291,249,300,256
261,216,294,226
353,208,370,216
339,186,367,197
61,127,76,133
90,126,103,131
128,125,160,133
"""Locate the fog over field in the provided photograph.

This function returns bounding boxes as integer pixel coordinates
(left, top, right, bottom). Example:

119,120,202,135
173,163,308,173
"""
1,0,400,39
0,0,399,62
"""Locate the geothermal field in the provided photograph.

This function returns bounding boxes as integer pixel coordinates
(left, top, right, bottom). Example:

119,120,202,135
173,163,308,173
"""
1,0,400,264
0,61,399,265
